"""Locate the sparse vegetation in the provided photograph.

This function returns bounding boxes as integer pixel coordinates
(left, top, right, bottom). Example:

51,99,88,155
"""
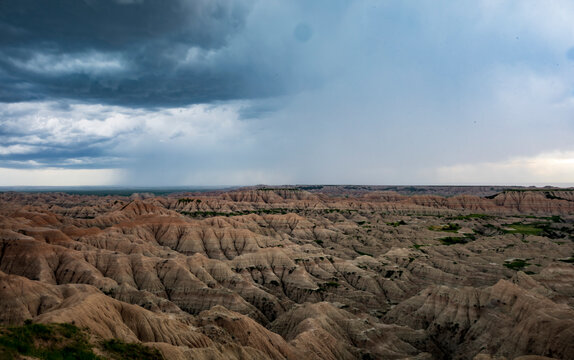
101,339,162,360
503,259,530,270
550,215,563,223
0,322,100,360
439,236,468,245
451,213,492,220
177,198,194,204
355,249,373,257
429,223,461,232
504,223,544,236
0,322,163,360
180,208,291,217
257,188,301,191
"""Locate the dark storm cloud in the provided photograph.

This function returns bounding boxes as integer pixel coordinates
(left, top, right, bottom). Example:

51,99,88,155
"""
0,0,245,50
0,0,270,107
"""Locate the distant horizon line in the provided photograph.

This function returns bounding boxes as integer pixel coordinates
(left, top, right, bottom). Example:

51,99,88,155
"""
1,183,574,190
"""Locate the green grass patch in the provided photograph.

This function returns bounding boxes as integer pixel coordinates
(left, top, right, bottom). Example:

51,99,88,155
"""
177,198,194,204
0,322,100,360
503,259,530,270
439,236,468,245
438,232,476,246
101,339,162,360
502,220,569,239
429,223,461,232
0,323,163,360
451,213,492,220
387,220,407,227
504,223,544,236
550,215,563,223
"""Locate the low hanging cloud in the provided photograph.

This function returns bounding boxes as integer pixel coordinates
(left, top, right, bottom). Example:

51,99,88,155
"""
0,100,248,168
0,167,123,186
435,151,574,186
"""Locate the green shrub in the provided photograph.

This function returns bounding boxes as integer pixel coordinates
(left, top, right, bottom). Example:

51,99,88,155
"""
101,339,162,360
503,259,530,270
0,322,100,360
439,236,468,245
177,198,194,204
504,224,543,236
429,223,461,232
387,220,407,227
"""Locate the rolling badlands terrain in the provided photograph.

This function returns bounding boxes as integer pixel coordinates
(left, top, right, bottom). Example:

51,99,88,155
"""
0,186,573,359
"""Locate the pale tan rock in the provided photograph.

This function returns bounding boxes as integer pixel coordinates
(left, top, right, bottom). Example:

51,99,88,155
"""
0,188,573,359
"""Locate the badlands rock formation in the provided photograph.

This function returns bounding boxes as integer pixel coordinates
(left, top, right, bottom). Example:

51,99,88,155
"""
0,186,573,359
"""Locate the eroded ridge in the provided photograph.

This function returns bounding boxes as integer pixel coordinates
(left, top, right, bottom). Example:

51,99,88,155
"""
1,186,573,359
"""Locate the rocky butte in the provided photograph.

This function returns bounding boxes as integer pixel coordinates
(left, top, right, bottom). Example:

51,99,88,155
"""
0,186,573,359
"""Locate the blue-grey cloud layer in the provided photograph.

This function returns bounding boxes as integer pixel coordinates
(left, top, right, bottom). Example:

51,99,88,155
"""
0,0,278,106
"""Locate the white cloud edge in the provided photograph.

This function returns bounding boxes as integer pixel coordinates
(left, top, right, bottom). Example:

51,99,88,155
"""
0,168,125,186
435,150,574,185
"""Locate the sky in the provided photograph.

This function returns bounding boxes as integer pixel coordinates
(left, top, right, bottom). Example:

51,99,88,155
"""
1,0,574,186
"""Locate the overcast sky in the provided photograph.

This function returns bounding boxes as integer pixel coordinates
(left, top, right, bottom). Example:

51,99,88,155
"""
1,0,573,186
